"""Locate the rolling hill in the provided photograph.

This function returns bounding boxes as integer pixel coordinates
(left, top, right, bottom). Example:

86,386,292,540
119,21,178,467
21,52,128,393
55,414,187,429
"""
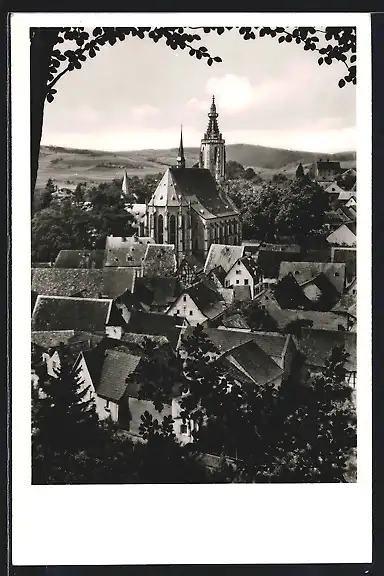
37,144,356,190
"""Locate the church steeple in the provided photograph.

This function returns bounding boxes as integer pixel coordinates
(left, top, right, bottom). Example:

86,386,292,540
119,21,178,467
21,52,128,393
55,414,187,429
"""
177,125,185,168
199,96,226,182
205,95,221,139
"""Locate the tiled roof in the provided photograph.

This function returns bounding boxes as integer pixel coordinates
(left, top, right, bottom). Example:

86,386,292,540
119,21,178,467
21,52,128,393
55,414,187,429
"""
204,244,245,274
295,328,356,372
180,253,204,274
257,242,301,253
186,279,227,320
220,314,251,331
31,330,76,350
105,235,154,249
345,221,357,236
256,250,300,279
169,167,238,218
96,349,142,402
239,256,262,280
124,311,185,351
332,248,356,283
54,250,105,269
182,326,253,355
102,268,136,299
261,300,352,331
120,332,170,348
31,268,104,298
133,276,180,308
221,357,254,385
228,340,283,386
104,243,147,267
208,265,227,286
299,249,332,263
278,262,346,294
31,296,112,332
233,285,252,302
246,331,290,361
142,244,177,277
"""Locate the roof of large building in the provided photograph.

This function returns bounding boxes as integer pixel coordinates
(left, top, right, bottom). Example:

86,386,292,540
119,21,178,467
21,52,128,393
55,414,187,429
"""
204,244,245,274
278,261,346,294
179,253,205,274
142,244,177,277
102,268,136,299
31,296,112,332
133,276,180,308
295,328,356,372
170,167,237,219
31,268,104,299
54,249,106,269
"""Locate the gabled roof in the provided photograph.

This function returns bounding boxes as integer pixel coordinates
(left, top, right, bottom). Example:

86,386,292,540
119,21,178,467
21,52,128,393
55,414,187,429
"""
54,250,106,269
31,296,112,332
185,279,227,320
204,244,245,274
178,253,205,274
237,256,261,280
227,340,283,386
31,268,104,299
142,244,177,277
278,261,346,294
105,243,147,268
208,265,227,286
169,167,237,218
94,349,142,402
338,189,356,201
339,204,357,222
325,182,344,194
123,310,186,351
133,276,180,308
295,328,356,372
102,268,136,299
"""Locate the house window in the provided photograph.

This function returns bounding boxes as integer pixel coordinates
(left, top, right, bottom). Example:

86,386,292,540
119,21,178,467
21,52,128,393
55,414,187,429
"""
236,270,241,275
294,270,299,275
180,423,188,435
225,280,230,287
183,295,187,302
105,400,110,412
189,310,193,316
244,279,249,285
236,280,240,285
335,272,340,276
353,289,357,295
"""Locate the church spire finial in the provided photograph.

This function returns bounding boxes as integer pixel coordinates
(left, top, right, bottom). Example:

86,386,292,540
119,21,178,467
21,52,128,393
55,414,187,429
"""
177,124,185,168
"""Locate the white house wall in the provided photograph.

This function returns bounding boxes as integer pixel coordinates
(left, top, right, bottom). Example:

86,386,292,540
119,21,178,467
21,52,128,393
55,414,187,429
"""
167,293,208,326
327,225,356,247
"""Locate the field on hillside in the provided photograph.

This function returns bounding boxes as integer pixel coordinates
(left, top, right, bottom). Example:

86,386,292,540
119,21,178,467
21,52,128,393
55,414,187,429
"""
37,144,356,190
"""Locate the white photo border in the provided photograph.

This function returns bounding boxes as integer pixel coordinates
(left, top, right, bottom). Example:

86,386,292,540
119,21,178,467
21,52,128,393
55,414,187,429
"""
11,12,372,566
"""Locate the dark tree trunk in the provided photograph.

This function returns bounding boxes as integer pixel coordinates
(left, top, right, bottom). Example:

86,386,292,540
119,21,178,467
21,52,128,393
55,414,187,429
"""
30,29,59,209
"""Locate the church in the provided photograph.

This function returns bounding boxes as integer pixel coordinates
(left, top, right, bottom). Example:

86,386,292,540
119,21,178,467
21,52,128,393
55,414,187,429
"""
125,96,241,262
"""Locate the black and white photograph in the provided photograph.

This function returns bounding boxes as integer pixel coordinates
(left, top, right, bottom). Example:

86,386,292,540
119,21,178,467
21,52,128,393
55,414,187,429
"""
11,12,372,566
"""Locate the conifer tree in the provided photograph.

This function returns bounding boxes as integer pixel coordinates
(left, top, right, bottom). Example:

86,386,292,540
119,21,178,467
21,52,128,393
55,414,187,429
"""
33,361,100,457
296,162,305,179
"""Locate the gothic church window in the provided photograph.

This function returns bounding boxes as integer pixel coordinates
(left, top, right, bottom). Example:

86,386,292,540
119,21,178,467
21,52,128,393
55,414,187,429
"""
169,214,176,245
158,214,164,244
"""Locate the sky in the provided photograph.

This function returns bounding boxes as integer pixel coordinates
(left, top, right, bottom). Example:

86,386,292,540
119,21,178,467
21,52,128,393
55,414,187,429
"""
41,28,356,153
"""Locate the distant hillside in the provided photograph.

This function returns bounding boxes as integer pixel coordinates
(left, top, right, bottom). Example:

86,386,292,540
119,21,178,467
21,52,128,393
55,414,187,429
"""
37,144,356,190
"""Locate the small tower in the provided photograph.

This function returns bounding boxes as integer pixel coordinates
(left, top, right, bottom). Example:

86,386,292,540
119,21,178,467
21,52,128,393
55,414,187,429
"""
176,125,185,169
199,95,226,182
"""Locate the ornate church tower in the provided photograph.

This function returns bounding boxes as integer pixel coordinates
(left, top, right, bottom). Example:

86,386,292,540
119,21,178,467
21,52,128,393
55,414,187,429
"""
199,96,226,182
